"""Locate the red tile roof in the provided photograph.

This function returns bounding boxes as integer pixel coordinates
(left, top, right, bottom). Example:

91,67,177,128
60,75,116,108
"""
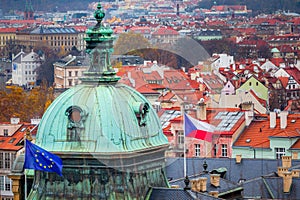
0,124,36,151
163,70,197,91
278,76,289,88
0,28,18,33
234,114,300,148
201,73,225,93
270,58,285,67
158,91,175,102
152,27,179,35
285,67,300,84
136,84,160,94
176,90,205,104
290,139,300,149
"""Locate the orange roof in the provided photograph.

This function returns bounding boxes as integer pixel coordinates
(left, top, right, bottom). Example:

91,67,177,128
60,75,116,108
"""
176,90,205,104
152,27,179,35
290,139,300,149
234,115,300,148
286,67,300,84
270,58,285,67
0,27,18,33
158,91,175,102
136,84,160,94
0,123,36,151
278,76,289,88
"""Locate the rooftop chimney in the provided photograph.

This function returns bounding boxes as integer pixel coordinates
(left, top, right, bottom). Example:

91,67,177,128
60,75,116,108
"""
236,154,242,164
283,171,292,193
280,111,288,129
292,152,298,160
245,110,254,126
292,170,300,178
199,177,207,192
191,179,197,192
30,118,41,125
196,102,206,121
282,156,292,168
240,101,253,111
270,112,276,128
278,167,288,177
209,191,219,198
210,174,220,187
10,118,20,125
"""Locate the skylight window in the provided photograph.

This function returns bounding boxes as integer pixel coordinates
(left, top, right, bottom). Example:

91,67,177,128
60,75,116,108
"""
9,138,16,143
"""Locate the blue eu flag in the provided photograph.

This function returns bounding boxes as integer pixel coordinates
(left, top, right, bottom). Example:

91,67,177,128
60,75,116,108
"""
24,139,63,176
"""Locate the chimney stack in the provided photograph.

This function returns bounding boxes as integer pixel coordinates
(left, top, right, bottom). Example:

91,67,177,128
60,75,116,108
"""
210,174,220,187
283,171,292,193
280,111,288,129
270,112,276,128
236,154,242,164
292,152,298,160
209,191,219,198
10,118,20,125
292,170,300,178
190,179,197,192
282,156,292,168
245,110,254,126
199,177,207,192
277,167,288,177
196,102,207,121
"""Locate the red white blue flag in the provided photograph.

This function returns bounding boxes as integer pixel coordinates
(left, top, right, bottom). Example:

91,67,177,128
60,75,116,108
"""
184,113,215,142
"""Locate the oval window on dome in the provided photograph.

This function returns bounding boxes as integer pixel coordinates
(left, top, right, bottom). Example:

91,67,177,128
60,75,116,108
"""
65,106,83,123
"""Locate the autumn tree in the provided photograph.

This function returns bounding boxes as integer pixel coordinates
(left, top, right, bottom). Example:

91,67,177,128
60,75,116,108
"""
0,84,55,122
113,32,151,55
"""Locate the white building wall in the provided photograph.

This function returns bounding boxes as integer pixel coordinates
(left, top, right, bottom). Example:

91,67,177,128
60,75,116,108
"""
12,50,42,88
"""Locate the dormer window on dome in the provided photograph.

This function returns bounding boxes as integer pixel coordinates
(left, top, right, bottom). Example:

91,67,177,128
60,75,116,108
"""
132,102,150,126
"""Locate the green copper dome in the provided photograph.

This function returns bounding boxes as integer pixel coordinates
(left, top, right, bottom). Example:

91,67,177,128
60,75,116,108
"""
35,4,168,153
35,83,168,152
22,4,169,200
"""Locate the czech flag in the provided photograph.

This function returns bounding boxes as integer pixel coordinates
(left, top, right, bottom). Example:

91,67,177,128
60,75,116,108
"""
184,113,215,142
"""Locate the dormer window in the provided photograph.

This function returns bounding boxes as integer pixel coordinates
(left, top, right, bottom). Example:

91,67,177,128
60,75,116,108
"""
132,102,149,126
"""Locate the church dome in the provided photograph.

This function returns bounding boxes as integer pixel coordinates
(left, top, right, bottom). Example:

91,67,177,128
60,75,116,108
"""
36,82,168,153
12,4,169,200
35,2,168,154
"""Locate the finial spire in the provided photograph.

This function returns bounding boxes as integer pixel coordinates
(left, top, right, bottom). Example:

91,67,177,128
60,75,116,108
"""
81,2,120,84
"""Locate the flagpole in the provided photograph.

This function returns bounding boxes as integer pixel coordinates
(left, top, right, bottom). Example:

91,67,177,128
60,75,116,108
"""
182,105,187,178
24,136,27,200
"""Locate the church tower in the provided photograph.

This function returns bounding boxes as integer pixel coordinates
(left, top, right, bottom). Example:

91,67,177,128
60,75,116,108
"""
24,0,34,20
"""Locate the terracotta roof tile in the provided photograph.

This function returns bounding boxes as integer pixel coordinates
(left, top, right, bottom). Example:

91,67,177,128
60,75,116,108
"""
136,84,160,94
278,76,289,88
0,124,36,151
152,27,179,35
0,28,18,33
285,67,300,84
290,139,300,149
234,114,300,148
158,91,175,102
